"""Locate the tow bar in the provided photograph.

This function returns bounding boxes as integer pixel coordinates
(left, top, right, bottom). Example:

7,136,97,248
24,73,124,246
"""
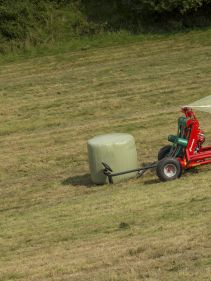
102,162,158,184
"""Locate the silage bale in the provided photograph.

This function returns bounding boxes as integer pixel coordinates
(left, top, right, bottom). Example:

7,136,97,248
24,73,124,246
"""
87,133,138,184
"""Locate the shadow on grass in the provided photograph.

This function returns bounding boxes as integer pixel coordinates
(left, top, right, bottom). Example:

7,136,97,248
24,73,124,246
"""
184,168,199,174
143,179,160,185
62,174,93,187
143,168,200,185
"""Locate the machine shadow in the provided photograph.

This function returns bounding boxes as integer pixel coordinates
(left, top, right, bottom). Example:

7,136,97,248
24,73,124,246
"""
184,168,199,174
62,174,93,188
143,168,200,185
143,179,160,185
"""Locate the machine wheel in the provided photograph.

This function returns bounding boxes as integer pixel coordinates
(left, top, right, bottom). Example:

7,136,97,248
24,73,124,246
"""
156,157,182,182
158,145,172,160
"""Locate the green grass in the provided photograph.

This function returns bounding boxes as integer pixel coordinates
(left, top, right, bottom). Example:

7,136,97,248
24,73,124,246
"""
1,27,211,64
0,28,211,281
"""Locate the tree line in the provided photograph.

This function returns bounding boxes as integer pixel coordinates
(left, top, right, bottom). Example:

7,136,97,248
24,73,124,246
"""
0,0,211,51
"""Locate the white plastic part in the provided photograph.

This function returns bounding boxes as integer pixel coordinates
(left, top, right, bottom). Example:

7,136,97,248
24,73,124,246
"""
87,133,138,184
186,95,211,113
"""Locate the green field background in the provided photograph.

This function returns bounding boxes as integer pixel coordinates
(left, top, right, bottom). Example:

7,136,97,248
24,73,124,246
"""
0,28,210,280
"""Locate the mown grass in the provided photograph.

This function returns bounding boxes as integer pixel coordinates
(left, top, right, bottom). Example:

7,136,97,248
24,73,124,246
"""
0,28,211,281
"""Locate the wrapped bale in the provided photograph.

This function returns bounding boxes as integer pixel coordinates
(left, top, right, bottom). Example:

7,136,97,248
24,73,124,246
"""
87,133,138,184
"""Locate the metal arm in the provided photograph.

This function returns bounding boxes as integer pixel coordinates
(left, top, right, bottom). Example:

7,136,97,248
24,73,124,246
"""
102,162,157,184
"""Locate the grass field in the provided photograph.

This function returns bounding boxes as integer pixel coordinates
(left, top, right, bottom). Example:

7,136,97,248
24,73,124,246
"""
0,29,211,281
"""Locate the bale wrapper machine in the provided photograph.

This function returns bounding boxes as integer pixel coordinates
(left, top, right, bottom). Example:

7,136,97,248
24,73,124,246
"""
103,107,211,182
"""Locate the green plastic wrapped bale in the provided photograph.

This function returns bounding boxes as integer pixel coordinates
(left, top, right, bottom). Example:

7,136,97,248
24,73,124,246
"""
87,133,138,184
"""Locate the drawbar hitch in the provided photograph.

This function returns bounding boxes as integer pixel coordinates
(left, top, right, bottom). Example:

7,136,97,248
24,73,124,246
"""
102,162,157,184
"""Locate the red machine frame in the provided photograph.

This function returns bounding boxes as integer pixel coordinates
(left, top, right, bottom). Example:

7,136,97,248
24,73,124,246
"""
102,107,211,183
179,107,211,169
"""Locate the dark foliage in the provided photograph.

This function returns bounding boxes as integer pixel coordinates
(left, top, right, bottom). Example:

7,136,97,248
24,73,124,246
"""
83,0,211,31
0,0,211,51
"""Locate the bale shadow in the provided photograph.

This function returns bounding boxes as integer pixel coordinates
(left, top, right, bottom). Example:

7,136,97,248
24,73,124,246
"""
62,174,93,188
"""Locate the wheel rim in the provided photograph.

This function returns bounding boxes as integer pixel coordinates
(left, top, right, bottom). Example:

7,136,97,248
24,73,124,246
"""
163,164,177,178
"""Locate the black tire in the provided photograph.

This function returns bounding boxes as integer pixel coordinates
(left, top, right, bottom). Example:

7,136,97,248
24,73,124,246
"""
156,157,182,182
158,145,172,161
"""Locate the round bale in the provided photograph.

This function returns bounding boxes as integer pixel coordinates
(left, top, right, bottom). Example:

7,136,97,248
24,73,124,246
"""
87,133,138,184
